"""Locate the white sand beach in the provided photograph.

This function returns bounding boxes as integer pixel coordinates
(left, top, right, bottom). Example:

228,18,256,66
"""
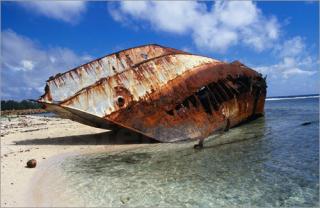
0,114,152,207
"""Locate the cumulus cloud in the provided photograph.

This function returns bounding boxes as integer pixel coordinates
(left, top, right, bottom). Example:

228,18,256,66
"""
1,30,92,100
18,1,87,24
255,36,317,79
109,1,280,52
276,36,306,58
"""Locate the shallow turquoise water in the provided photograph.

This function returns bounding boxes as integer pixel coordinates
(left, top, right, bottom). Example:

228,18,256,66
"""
55,98,319,207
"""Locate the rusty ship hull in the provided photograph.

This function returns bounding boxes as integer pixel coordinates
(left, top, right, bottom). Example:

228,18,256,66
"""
38,44,267,142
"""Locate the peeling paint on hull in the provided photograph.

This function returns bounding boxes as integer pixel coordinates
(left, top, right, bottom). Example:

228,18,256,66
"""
38,44,267,142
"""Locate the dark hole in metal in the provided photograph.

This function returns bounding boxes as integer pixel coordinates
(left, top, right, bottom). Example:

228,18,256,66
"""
206,86,219,111
117,96,125,107
112,66,116,72
182,99,190,109
188,95,198,108
196,87,212,115
224,80,240,96
208,83,223,104
218,81,233,100
215,83,229,101
175,104,182,111
166,110,174,116
236,76,250,93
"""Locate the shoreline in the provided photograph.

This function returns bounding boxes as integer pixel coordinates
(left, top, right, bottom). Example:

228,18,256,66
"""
1,109,47,116
29,143,155,207
0,114,153,207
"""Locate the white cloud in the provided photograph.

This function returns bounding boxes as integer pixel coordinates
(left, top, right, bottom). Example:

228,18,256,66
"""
21,60,34,71
1,30,92,100
215,1,258,28
282,67,316,78
109,1,279,52
18,1,86,24
276,36,306,58
255,37,317,79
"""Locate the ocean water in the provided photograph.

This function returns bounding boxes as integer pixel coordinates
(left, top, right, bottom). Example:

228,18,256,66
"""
38,98,319,207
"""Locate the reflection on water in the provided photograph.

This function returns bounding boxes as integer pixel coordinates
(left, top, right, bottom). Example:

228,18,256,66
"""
43,98,319,207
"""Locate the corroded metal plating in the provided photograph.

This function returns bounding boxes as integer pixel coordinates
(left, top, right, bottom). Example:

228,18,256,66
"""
39,44,186,102
38,44,267,142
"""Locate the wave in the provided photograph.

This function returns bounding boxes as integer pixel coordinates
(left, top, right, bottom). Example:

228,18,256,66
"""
266,95,319,101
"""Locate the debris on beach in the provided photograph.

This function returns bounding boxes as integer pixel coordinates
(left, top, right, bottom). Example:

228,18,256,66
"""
26,159,37,168
38,44,267,145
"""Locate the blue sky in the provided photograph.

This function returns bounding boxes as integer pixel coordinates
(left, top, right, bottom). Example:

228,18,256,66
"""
1,1,319,100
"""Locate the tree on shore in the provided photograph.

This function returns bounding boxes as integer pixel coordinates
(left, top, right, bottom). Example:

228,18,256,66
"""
1,100,41,110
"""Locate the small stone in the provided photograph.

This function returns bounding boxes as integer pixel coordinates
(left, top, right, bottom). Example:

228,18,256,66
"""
120,196,130,204
42,157,46,159
10,182,13,185
4,154,8,157
26,159,37,168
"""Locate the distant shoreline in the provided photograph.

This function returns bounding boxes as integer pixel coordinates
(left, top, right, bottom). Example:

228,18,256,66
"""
0,109,47,116
266,94,319,101
266,93,319,99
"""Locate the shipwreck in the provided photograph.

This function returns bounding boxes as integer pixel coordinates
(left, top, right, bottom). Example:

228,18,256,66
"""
38,44,267,147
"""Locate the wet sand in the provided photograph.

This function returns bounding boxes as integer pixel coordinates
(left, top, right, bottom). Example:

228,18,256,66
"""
0,114,152,207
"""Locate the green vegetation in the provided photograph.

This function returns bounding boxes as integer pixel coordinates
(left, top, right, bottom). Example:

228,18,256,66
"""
1,100,41,111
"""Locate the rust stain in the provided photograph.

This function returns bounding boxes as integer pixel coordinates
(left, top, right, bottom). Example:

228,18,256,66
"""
38,44,267,143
